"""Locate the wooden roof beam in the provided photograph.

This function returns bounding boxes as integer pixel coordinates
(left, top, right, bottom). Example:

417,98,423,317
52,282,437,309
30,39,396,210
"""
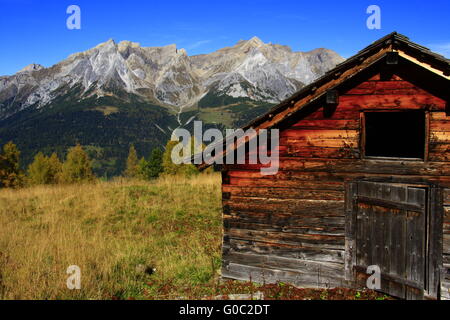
397,50,450,80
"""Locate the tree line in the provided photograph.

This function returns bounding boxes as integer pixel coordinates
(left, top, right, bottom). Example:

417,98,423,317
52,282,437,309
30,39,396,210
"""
123,139,203,180
0,142,94,188
0,139,205,189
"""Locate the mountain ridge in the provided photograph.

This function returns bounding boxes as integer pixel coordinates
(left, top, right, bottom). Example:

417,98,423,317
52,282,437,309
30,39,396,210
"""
0,37,344,121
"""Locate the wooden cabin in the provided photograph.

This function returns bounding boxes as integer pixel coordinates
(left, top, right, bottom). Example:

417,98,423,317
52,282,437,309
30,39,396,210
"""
211,33,450,300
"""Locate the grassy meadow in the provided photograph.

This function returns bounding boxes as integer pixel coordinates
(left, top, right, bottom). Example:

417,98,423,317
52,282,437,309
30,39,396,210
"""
0,174,223,300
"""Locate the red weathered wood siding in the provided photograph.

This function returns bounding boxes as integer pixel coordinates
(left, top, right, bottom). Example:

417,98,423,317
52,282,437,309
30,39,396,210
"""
221,72,450,295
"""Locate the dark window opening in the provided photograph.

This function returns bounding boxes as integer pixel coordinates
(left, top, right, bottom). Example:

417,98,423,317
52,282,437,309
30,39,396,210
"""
364,111,425,159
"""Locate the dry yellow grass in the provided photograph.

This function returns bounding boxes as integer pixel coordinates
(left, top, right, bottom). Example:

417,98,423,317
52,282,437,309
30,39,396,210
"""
0,173,222,300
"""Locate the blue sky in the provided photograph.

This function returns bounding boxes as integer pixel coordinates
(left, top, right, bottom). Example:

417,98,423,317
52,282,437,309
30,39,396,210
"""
0,0,449,76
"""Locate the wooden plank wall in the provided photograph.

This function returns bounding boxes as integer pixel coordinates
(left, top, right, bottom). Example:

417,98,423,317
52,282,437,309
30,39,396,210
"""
221,72,450,295
443,188,450,300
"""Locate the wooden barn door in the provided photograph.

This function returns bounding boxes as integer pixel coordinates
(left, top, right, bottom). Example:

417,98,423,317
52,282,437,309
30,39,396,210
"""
352,181,428,299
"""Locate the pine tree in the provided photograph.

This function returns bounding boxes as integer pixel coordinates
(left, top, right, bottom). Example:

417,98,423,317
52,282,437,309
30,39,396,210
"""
27,152,52,186
59,144,94,184
0,141,23,188
136,157,149,180
124,144,139,178
146,148,164,179
135,148,163,180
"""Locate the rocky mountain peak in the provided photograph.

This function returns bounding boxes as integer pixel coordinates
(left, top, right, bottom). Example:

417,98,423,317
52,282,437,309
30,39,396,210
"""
99,38,116,47
247,36,264,46
118,40,141,49
17,63,44,74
